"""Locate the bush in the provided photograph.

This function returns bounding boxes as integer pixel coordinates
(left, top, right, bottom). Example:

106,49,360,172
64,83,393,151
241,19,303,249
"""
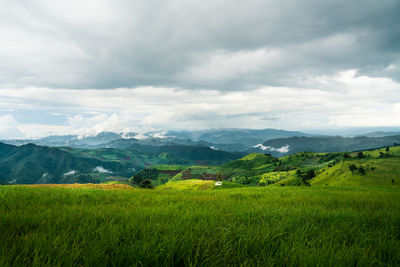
349,164,358,173
130,169,158,184
139,179,154,189
358,167,366,175
304,170,315,180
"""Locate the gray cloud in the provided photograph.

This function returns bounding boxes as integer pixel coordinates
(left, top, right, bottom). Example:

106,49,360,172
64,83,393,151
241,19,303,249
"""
1,0,399,90
1,0,400,137
0,71,399,138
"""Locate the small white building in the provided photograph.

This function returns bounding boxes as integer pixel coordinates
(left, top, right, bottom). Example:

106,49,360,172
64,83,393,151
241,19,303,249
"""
215,181,222,186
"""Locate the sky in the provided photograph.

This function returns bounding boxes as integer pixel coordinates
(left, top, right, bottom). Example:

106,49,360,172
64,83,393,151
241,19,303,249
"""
0,0,400,139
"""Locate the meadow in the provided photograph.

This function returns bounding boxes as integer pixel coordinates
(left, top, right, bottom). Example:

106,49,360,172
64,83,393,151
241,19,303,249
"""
1,184,400,266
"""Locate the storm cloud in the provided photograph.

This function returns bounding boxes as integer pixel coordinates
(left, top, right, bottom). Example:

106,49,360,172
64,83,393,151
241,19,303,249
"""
0,0,399,137
1,0,399,89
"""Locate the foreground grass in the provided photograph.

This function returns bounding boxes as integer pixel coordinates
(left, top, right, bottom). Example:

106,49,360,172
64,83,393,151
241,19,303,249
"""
1,185,400,266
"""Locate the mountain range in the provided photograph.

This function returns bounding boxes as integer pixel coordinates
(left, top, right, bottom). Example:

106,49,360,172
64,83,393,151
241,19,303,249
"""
259,135,400,156
2,128,400,185
1,128,310,150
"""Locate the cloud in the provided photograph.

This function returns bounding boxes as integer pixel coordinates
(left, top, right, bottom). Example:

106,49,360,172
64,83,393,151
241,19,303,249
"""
0,0,399,90
0,115,24,139
0,1,399,136
0,68,399,138
253,144,290,153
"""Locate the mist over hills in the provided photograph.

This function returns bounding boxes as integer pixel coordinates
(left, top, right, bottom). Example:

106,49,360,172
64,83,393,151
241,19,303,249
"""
2,128,400,185
3,128,400,158
1,128,310,151
165,128,311,146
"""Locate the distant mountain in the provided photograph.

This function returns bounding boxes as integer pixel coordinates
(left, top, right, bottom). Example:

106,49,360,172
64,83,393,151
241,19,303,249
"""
2,129,310,152
260,135,400,155
167,128,311,146
1,132,136,148
103,137,205,150
357,131,400,138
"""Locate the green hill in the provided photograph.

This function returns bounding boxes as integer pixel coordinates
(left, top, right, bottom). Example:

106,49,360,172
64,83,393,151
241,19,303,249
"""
129,165,187,186
223,153,278,170
0,139,244,185
132,146,400,188
310,158,400,186
0,143,192,184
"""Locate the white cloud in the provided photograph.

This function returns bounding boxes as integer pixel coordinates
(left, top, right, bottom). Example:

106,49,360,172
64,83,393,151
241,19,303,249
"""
0,115,24,139
253,144,290,153
0,69,399,138
94,166,112,174
64,170,77,176
0,1,399,139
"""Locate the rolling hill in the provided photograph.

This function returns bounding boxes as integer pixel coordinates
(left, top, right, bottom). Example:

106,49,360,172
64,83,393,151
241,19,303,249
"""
131,145,400,188
0,142,181,184
0,141,242,185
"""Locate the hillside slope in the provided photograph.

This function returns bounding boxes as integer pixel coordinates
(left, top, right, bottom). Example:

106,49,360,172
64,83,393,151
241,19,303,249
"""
262,135,400,155
0,143,190,184
132,146,400,188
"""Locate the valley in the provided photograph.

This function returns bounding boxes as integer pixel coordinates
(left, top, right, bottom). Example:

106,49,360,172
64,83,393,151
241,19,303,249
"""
1,130,400,266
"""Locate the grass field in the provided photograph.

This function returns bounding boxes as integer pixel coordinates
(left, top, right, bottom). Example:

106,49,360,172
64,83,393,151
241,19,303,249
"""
1,184,400,266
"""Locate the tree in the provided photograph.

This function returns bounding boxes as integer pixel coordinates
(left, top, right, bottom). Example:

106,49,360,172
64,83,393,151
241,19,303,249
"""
358,166,366,175
130,169,158,184
139,179,154,189
357,152,365,159
304,170,315,180
386,147,390,152
349,164,358,173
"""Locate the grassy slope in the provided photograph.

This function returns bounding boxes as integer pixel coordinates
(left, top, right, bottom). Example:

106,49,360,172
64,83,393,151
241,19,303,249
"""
129,165,188,186
158,179,215,190
158,179,245,190
308,146,400,186
1,185,399,266
168,153,278,184
61,147,189,168
162,147,400,188
311,158,400,186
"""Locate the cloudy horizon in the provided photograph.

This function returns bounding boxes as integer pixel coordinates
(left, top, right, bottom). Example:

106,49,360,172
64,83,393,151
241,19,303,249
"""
1,0,400,139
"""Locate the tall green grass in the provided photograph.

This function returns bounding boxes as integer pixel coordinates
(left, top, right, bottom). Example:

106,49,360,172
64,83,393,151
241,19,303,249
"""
1,186,400,266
